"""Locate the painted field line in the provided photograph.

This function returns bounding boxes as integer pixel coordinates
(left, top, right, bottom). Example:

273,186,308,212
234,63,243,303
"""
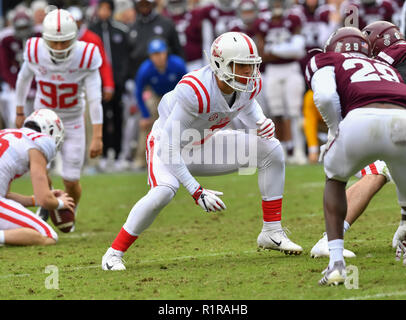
344,290,406,300
0,249,259,278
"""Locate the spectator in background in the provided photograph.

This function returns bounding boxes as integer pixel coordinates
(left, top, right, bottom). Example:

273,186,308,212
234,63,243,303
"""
114,0,136,26
68,6,115,102
302,89,327,163
133,38,187,170
401,0,406,37
109,0,137,171
30,0,48,32
89,0,132,171
68,5,116,174
256,0,307,165
128,0,184,79
0,8,40,128
162,0,206,72
341,0,395,29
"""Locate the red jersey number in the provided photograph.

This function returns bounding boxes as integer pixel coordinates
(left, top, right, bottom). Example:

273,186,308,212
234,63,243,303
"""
39,81,79,109
0,130,23,158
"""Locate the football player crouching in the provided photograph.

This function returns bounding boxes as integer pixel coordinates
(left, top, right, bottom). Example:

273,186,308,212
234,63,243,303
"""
0,109,74,246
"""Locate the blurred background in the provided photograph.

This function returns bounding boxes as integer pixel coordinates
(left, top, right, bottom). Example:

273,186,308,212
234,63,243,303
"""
0,0,404,173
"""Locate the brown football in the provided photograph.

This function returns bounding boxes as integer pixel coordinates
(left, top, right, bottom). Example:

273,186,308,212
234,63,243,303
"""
50,208,75,233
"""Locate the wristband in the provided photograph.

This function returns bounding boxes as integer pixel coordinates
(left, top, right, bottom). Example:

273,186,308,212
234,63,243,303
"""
17,113,25,116
192,186,203,204
31,195,38,207
57,198,64,210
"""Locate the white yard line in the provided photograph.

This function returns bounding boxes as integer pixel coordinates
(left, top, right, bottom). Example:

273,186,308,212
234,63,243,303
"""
0,249,258,278
344,291,406,300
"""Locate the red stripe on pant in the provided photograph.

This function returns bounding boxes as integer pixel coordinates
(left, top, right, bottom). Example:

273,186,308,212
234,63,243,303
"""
147,135,157,188
369,163,378,175
262,198,282,222
111,227,138,252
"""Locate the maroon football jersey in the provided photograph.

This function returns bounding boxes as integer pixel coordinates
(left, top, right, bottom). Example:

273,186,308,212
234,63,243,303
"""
164,8,205,62
200,4,236,38
229,17,266,72
376,40,406,66
297,3,333,74
343,0,395,29
257,10,303,65
306,52,406,118
229,17,263,39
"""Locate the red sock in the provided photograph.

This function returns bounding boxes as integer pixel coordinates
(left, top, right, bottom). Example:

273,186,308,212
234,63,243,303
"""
111,227,138,252
262,198,282,222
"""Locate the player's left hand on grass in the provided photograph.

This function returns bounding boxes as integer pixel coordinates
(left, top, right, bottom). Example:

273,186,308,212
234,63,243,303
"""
192,186,226,213
89,137,103,158
256,118,275,139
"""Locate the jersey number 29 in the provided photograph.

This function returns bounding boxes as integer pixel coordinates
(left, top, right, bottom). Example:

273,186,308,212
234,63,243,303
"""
343,58,400,83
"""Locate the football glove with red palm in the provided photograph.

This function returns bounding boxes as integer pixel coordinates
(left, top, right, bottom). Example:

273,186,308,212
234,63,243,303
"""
256,119,275,139
192,186,226,213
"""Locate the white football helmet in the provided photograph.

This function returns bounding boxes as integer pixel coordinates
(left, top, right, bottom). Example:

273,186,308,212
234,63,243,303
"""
210,32,262,92
42,8,78,62
24,109,65,150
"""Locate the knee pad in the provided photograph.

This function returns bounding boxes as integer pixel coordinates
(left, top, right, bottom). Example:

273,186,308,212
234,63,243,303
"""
148,186,176,211
257,139,285,169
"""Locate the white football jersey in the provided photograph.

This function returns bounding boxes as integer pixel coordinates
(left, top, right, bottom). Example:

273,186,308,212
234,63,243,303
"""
23,37,102,122
155,65,264,146
0,128,56,197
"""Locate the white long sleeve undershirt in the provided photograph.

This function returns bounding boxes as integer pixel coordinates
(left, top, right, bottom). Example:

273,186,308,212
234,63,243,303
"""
15,61,34,107
311,66,342,137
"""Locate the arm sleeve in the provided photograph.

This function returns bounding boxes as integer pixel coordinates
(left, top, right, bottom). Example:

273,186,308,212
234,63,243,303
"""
236,99,267,129
311,66,342,136
15,61,35,107
84,69,103,124
160,101,200,195
268,34,306,60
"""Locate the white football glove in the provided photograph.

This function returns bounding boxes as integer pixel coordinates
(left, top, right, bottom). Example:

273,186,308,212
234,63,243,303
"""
256,118,275,139
192,186,226,213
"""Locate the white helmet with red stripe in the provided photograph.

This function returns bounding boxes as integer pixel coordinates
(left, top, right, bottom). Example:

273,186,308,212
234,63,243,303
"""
23,109,65,151
210,32,262,92
42,8,78,62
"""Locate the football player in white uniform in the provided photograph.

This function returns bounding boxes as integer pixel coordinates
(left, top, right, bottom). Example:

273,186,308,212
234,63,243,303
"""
102,32,303,271
14,9,103,222
0,109,75,246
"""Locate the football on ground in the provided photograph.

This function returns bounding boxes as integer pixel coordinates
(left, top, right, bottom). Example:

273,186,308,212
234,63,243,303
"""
50,208,75,233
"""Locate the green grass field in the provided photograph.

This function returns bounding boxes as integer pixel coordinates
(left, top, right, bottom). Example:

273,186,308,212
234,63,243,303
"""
1,164,405,300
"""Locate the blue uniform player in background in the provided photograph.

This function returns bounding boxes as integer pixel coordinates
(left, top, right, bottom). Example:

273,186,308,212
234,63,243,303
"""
133,38,188,169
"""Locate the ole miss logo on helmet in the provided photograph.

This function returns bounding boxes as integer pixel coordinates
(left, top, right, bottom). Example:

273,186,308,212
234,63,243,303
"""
212,46,222,58
55,118,62,131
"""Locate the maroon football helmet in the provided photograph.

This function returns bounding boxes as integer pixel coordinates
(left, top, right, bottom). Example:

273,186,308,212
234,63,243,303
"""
362,21,404,57
324,27,371,56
